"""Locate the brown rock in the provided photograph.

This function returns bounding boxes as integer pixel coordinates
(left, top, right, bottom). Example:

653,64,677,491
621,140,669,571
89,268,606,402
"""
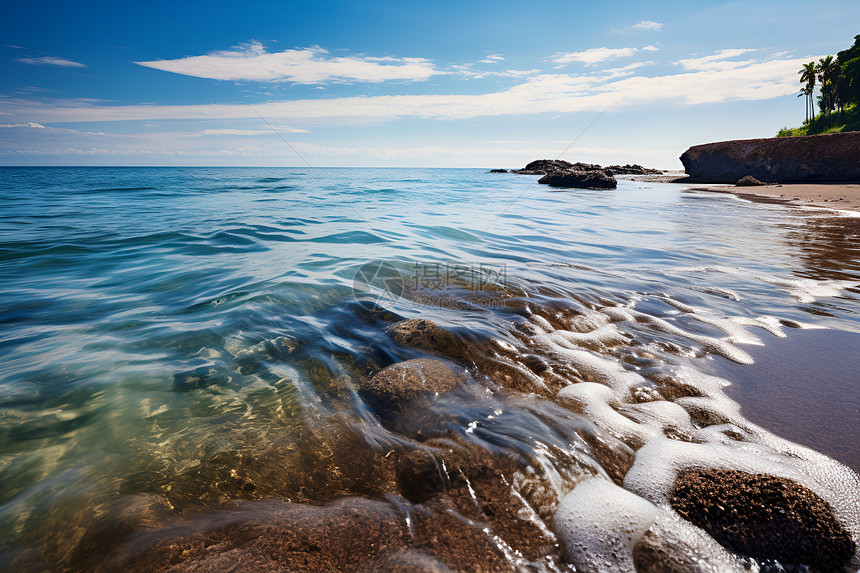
680,132,860,183
358,549,454,572
670,469,855,571
735,175,767,186
387,319,462,357
361,358,467,404
113,497,409,572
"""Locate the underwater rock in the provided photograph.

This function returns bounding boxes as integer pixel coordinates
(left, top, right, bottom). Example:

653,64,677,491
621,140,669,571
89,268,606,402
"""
670,468,856,572
113,497,409,572
358,548,454,572
360,358,467,404
386,318,463,356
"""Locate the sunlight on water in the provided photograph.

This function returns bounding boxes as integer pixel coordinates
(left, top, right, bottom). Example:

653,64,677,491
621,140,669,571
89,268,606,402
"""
1,167,859,571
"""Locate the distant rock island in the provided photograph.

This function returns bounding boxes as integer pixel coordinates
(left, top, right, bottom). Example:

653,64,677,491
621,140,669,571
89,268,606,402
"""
490,159,661,189
681,132,860,183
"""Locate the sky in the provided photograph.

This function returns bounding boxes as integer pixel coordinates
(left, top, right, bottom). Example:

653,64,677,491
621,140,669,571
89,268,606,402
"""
1,0,858,168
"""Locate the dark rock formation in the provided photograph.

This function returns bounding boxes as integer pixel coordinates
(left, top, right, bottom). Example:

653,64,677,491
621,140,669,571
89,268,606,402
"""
605,164,662,175
359,358,467,404
670,468,855,572
680,132,860,183
735,175,767,186
513,159,575,175
538,170,617,189
513,159,604,175
488,169,508,173
510,159,659,182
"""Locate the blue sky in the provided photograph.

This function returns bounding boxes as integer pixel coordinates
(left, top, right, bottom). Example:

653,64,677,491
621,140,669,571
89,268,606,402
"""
1,0,858,168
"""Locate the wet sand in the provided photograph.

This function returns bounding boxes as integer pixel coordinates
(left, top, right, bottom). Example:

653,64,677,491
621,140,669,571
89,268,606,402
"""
708,327,860,472
685,181,860,213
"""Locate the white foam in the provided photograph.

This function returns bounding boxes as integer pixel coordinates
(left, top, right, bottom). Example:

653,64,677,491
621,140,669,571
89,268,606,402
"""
510,291,860,569
557,383,658,448
553,477,659,572
553,478,749,573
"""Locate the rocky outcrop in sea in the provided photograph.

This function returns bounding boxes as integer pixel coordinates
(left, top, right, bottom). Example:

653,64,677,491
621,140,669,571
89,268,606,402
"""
494,159,663,189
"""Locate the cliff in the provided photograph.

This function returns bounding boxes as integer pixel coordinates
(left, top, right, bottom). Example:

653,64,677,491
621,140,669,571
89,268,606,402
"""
680,132,860,183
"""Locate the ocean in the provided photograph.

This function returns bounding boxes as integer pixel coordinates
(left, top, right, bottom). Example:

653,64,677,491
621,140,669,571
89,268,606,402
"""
1,166,859,571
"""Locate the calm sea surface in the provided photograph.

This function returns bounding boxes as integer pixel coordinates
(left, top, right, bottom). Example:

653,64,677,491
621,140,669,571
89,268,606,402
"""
1,167,859,570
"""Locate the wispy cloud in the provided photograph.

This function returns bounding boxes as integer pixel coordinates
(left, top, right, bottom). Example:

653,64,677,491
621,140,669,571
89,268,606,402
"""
0,122,46,128
630,20,663,31
675,49,757,71
451,63,540,79
551,47,644,66
201,127,310,135
3,50,807,125
15,56,86,68
480,54,505,64
136,41,440,84
599,61,655,79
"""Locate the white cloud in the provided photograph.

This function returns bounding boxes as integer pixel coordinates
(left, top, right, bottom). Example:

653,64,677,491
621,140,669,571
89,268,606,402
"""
599,61,655,79
480,54,505,64
136,41,440,84
551,47,639,66
15,56,86,68
3,52,811,125
643,45,660,52
0,122,46,128
631,20,663,31
201,127,310,135
451,63,540,79
676,49,756,71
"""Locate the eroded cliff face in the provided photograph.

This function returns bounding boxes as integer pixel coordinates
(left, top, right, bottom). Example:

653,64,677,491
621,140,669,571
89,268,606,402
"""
680,132,860,183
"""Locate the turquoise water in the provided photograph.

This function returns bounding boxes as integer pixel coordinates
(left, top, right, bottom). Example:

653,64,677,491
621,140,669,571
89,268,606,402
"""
1,167,859,569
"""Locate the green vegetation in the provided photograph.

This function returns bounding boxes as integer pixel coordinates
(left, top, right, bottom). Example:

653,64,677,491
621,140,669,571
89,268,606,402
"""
777,34,860,137
778,104,860,137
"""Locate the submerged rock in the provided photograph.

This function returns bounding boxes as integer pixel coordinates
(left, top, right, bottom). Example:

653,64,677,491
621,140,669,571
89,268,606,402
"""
538,170,618,190
670,468,856,571
735,175,767,186
386,318,462,356
114,498,410,572
360,358,467,404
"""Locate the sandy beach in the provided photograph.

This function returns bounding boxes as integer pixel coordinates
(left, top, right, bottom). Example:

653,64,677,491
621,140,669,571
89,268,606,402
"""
684,181,860,212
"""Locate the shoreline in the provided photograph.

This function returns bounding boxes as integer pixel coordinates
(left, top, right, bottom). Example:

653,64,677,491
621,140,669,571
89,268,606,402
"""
686,182,860,213
628,173,860,213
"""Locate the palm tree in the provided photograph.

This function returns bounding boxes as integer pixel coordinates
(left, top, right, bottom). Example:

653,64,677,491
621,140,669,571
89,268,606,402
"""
816,55,838,124
798,61,816,123
798,87,811,123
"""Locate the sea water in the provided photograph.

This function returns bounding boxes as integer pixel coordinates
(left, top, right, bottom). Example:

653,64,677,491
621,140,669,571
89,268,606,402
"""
1,167,859,570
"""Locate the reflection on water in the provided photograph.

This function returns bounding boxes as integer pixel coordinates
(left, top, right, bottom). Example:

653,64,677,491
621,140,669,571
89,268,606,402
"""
785,213,860,282
1,168,859,571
